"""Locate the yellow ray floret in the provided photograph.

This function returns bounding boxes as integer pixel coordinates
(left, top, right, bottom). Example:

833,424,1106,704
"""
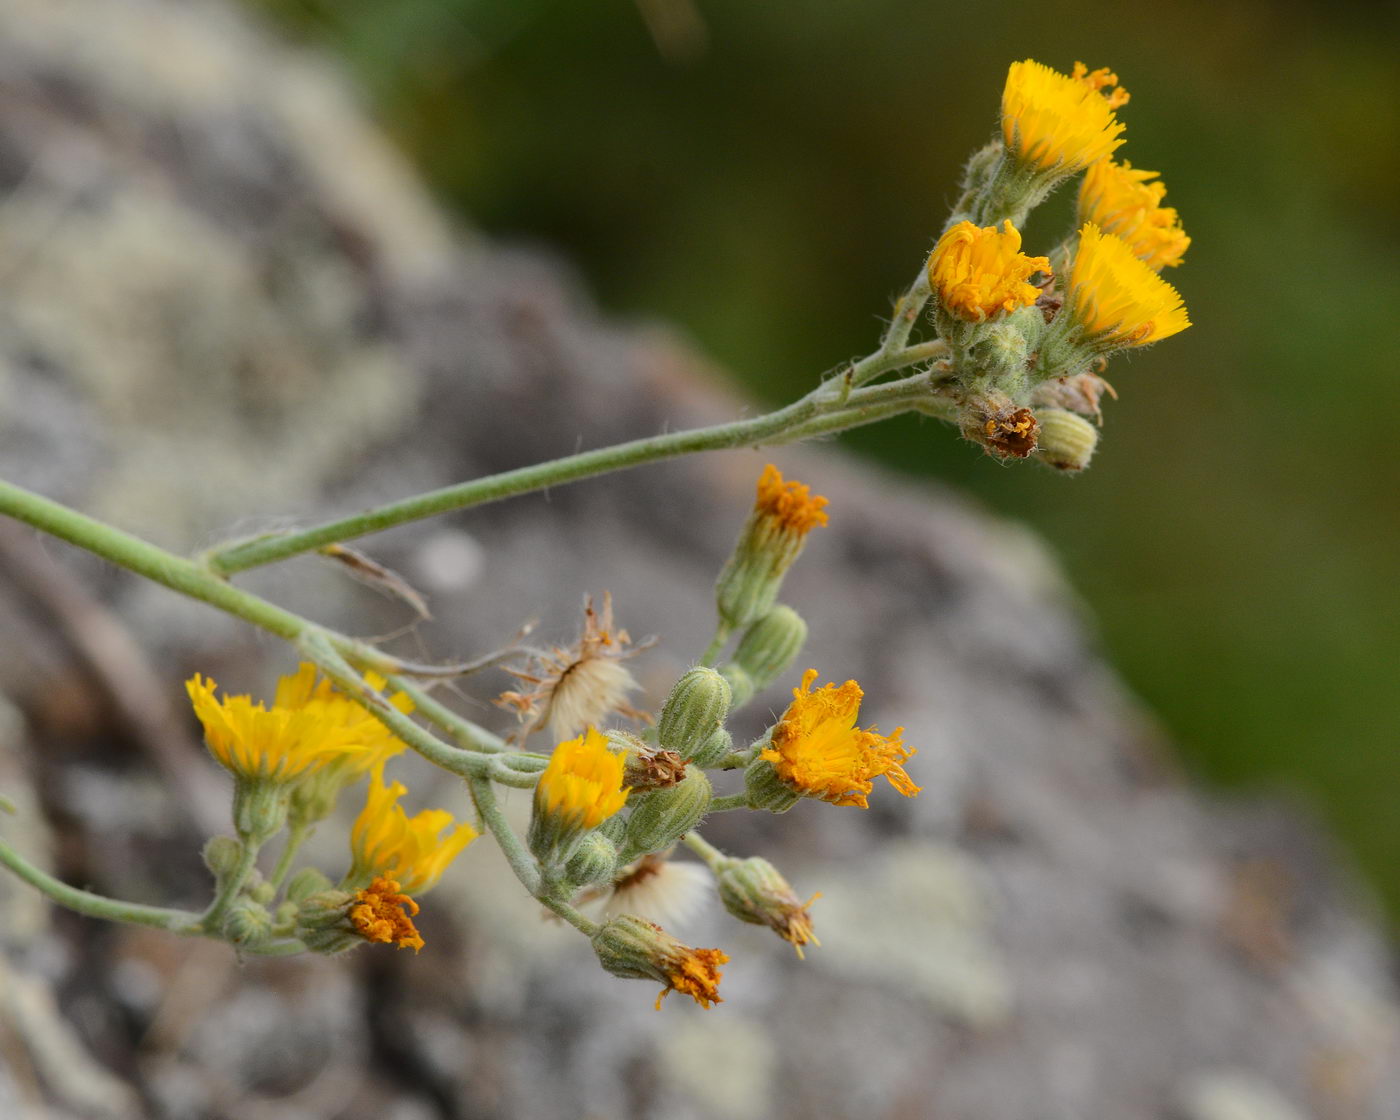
275,663,412,778
187,671,370,782
1078,159,1190,271
350,772,477,894
1002,59,1128,175
754,463,829,536
536,728,630,831
1067,222,1191,347
928,220,1051,322
349,876,425,952
761,669,919,809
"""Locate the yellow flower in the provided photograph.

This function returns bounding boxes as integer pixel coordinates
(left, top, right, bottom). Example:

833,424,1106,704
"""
1001,59,1128,175
753,463,829,536
348,876,424,952
760,669,919,809
716,465,829,631
349,771,477,894
928,220,1050,322
186,670,370,782
1066,222,1191,347
1078,159,1190,270
535,728,630,832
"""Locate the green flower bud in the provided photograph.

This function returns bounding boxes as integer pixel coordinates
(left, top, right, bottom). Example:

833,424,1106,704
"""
294,888,361,955
202,836,244,879
732,606,808,693
743,758,800,813
719,664,755,709
686,728,733,770
249,880,276,905
285,867,333,904
621,768,712,860
565,831,619,887
1035,408,1099,473
714,856,820,957
223,900,273,948
657,668,731,759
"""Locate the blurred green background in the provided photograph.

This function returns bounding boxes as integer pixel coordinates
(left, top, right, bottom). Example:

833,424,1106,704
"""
253,0,1400,918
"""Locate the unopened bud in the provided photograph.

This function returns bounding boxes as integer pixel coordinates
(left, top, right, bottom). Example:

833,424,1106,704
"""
732,606,807,692
285,867,333,904
1035,408,1099,473
565,831,619,887
621,768,712,860
657,668,731,759
715,856,820,958
202,836,243,879
743,758,800,813
223,900,273,948
686,728,733,770
719,664,755,708
231,777,289,844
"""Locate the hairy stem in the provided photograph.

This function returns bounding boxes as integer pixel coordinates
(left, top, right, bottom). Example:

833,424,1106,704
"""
467,775,542,897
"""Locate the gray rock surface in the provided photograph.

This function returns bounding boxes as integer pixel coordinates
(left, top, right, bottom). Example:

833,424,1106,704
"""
1,2,1397,1118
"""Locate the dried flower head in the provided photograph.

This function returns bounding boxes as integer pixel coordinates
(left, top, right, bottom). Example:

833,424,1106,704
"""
349,771,477,894
760,669,919,809
599,854,713,928
186,669,370,783
1066,222,1191,348
1078,159,1190,271
1002,59,1128,175
715,855,821,958
928,220,1051,322
591,914,728,1009
497,593,649,740
349,876,424,952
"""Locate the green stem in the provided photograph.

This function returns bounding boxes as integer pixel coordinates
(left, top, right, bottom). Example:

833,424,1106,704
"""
540,894,601,937
698,624,732,667
681,830,727,869
387,677,509,754
0,837,197,933
201,841,260,931
299,635,492,779
707,794,749,813
268,823,311,893
878,270,935,359
204,346,941,576
467,776,542,896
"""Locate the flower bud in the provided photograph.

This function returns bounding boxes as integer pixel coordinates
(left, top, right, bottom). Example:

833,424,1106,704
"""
685,728,733,770
743,758,800,813
565,831,619,887
719,664,755,709
657,668,731,759
591,914,728,1008
621,768,712,860
222,900,273,948
732,606,807,693
202,836,244,879
285,867,333,904
1035,408,1099,473
715,856,820,958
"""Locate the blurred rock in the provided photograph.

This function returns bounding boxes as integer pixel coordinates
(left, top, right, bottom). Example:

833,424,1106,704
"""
0,1,1397,1118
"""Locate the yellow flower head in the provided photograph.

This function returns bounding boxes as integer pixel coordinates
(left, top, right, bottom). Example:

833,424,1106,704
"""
928,220,1050,322
277,664,412,780
349,772,477,894
1078,159,1190,271
535,728,630,832
187,670,370,782
1001,59,1128,175
753,463,829,537
760,669,919,809
349,876,424,952
1067,222,1191,348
